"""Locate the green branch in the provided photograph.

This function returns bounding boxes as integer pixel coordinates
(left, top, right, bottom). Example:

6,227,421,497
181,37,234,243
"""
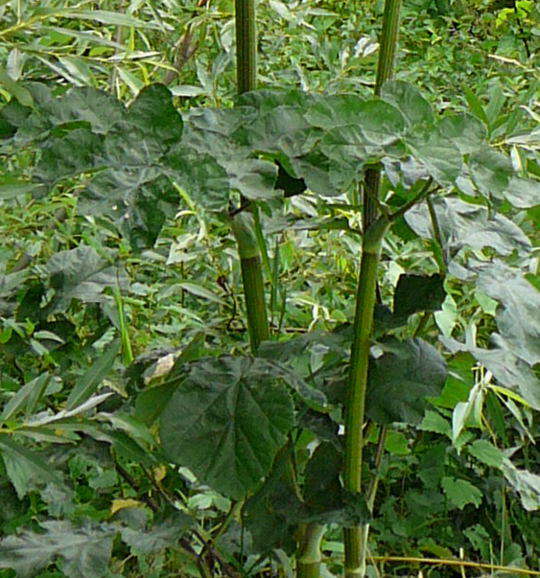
235,0,256,94
344,1,402,576
233,0,270,354
231,213,269,352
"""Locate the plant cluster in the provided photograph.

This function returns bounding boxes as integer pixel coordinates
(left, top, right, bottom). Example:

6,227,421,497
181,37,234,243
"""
0,0,538,577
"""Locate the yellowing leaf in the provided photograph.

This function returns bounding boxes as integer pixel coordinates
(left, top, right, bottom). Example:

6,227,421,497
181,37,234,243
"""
153,465,167,483
110,498,143,515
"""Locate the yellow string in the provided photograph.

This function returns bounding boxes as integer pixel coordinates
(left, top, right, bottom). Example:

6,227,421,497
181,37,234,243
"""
369,555,540,576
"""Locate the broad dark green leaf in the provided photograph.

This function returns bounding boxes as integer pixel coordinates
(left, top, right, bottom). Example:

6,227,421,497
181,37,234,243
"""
220,156,278,201
293,490,370,526
407,127,462,185
383,156,429,188
468,439,504,468
353,99,406,145
381,80,435,130
165,143,230,210
35,128,104,183
319,100,405,167
0,520,115,578
289,150,340,195
122,83,183,145
305,93,367,129
159,356,294,499
469,149,514,200
475,261,540,366
441,477,482,509
393,274,445,318
303,442,343,512
135,382,178,426
243,451,300,554
0,436,61,498
46,245,128,312
108,431,157,466
45,86,124,134
236,88,309,111
437,113,487,154
237,105,312,153
405,197,531,259
298,409,340,445
174,108,280,202
79,171,179,249
366,338,447,424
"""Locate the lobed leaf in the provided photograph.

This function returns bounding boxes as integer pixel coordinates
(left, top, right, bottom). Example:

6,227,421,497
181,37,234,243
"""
159,356,294,499
366,338,447,425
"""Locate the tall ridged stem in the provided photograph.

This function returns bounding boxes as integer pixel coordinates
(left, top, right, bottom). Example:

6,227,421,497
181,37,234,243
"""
236,2,325,572
231,211,269,353
344,1,402,576
233,0,269,353
343,218,390,578
374,0,402,97
235,0,256,94
296,523,326,578
363,0,402,232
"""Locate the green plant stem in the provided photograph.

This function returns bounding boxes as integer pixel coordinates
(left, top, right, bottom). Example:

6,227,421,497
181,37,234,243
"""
235,0,256,94
232,214,269,352
374,0,403,96
344,3,402,574
343,217,390,578
362,167,382,235
233,0,269,354
363,0,402,232
297,523,326,578
357,425,387,575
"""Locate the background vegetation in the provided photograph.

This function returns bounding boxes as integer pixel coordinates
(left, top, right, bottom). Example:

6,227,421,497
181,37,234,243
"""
0,0,538,576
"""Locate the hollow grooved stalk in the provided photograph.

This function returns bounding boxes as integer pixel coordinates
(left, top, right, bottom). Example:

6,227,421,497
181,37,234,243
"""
297,523,326,578
235,0,256,93
343,220,389,578
344,1,402,576
374,0,402,96
234,0,269,353
239,256,269,351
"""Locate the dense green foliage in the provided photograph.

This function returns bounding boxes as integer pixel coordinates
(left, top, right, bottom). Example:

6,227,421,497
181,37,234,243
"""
0,0,538,576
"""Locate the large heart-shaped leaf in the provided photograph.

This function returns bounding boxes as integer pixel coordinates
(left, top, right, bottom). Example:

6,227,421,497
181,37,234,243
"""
46,245,128,313
381,80,435,130
366,338,447,424
405,197,531,259
159,356,294,499
476,260,540,366
36,128,105,184
437,113,487,155
468,149,513,200
407,127,462,186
